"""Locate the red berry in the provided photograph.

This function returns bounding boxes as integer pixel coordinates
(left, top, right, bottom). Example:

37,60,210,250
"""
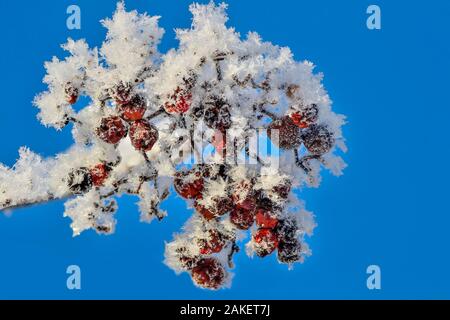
191,258,226,290
96,116,127,144
129,120,159,151
112,82,132,105
255,209,278,229
198,230,226,255
302,124,335,155
164,87,192,114
290,104,319,129
230,207,255,230
65,83,79,105
174,169,204,199
231,180,255,210
267,116,302,150
272,180,292,199
252,228,279,257
90,163,110,187
195,196,233,220
117,95,146,121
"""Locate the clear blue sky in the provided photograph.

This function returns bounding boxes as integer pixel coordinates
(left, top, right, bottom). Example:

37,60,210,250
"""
0,0,449,299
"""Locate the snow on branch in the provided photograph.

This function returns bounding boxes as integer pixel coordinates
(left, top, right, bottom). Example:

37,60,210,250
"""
0,1,347,290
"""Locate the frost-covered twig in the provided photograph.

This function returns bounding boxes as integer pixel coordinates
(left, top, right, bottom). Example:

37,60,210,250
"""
0,2,347,290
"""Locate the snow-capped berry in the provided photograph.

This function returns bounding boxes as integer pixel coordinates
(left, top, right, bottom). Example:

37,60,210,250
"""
230,207,255,230
111,81,132,105
231,180,255,210
203,98,232,131
290,104,319,129
277,239,302,264
195,196,233,220
197,230,226,255
174,169,204,199
255,209,279,229
302,124,335,155
272,179,292,200
191,258,226,290
90,163,110,187
96,116,128,144
164,87,192,114
276,217,298,242
211,129,227,155
67,167,93,195
252,228,279,258
267,116,302,150
117,95,146,121
64,83,79,105
129,120,159,151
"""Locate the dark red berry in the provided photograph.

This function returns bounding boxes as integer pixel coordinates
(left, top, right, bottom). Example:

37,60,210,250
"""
277,239,302,264
164,87,192,114
97,116,127,144
65,83,79,105
267,116,302,150
67,167,93,195
230,207,255,230
203,98,232,131
198,230,226,255
90,163,110,187
252,228,279,257
191,258,226,290
290,104,319,129
272,180,292,199
302,124,335,155
195,196,233,220
255,209,278,229
112,81,132,105
117,95,146,121
174,169,204,199
129,120,159,151
231,180,256,210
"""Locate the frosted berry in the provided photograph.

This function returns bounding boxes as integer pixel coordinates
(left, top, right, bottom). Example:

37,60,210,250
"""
111,81,132,105
129,120,159,151
290,104,319,129
191,258,226,290
272,179,292,199
252,228,279,258
90,163,111,187
96,116,127,144
195,196,233,220
67,167,93,195
302,124,335,155
276,217,298,242
174,169,204,199
164,87,192,114
267,116,302,150
117,95,146,121
278,239,302,264
203,98,232,131
230,207,255,230
231,180,256,210
197,230,226,255
64,83,79,105
255,209,278,229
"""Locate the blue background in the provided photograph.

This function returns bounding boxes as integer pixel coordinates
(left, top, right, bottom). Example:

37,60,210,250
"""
0,0,449,299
